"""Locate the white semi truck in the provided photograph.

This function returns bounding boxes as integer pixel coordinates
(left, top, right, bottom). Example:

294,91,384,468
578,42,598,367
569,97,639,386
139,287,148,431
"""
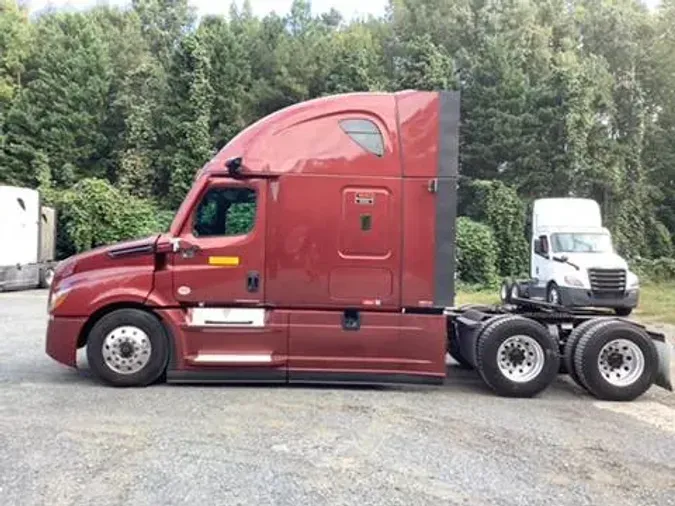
0,185,57,291
501,198,639,316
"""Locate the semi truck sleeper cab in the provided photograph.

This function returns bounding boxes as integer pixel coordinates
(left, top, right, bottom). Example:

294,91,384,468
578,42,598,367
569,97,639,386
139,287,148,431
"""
45,90,672,401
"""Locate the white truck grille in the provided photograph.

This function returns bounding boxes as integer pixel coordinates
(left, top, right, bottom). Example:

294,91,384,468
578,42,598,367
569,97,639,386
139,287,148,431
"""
588,268,626,294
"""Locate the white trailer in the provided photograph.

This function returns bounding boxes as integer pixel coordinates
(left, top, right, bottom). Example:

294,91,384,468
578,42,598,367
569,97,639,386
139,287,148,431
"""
501,198,639,316
0,185,57,291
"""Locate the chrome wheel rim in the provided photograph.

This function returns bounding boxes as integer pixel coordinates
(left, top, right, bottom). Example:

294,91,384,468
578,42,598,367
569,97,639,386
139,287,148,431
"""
497,335,545,383
101,326,152,375
598,339,644,386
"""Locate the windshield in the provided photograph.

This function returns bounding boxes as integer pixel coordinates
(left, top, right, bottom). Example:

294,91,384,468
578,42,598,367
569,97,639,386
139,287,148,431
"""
551,233,613,253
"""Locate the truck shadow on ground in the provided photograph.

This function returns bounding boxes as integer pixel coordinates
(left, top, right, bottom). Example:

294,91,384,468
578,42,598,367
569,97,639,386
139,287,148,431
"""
51,355,590,400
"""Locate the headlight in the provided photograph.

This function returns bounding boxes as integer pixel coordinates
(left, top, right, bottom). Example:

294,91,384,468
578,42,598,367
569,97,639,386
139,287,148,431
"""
564,275,585,287
48,285,72,313
627,271,639,289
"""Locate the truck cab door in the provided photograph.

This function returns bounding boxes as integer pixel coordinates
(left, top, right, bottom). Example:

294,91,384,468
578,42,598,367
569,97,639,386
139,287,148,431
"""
169,177,288,381
532,234,552,290
172,178,266,305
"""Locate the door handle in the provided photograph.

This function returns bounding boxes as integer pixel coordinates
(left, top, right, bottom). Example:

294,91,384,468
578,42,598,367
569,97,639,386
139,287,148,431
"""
180,243,201,258
247,271,260,293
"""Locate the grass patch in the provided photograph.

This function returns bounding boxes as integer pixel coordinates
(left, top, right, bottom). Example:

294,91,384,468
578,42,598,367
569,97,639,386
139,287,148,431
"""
633,283,675,325
455,283,675,325
455,286,499,307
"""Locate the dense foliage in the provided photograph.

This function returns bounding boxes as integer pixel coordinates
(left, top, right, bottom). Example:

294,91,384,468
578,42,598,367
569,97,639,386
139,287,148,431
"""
459,179,529,277
43,178,166,256
1,0,674,278
456,217,499,286
631,257,675,284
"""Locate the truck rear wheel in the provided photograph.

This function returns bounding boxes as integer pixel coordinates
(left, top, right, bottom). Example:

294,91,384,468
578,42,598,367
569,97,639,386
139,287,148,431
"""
476,316,560,398
562,318,602,388
573,320,657,401
86,308,169,387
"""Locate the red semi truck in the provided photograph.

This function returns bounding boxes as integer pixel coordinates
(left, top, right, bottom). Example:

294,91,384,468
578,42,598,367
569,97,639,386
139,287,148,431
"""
45,90,672,401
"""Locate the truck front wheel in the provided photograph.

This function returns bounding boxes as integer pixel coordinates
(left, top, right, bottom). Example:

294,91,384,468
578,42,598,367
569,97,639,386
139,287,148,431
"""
476,316,560,398
86,308,169,387
39,266,54,288
546,282,561,305
614,307,633,317
573,320,657,401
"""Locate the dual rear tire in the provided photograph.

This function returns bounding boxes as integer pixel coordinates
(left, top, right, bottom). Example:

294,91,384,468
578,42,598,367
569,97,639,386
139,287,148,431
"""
475,316,560,398
472,315,658,400
563,318,657,401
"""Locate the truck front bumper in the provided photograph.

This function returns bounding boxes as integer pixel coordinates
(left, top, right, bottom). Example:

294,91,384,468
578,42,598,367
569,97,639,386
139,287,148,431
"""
45,315,87,367
559,287,639,309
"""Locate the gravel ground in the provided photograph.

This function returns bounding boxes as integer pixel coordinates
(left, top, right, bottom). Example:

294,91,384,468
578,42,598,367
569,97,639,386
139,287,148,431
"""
1,290,674,506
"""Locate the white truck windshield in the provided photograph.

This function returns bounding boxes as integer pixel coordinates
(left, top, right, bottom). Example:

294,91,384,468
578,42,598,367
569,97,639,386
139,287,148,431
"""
551,233,612,253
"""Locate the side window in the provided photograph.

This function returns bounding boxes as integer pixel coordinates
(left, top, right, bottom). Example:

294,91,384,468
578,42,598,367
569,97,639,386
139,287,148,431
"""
339,118,385,157
535,235,549,257
193,187,257,237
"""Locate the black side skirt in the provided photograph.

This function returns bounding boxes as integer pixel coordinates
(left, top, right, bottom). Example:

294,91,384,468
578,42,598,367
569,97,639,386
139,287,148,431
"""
289,372,444,386
167,368,286,383
166,369,444,386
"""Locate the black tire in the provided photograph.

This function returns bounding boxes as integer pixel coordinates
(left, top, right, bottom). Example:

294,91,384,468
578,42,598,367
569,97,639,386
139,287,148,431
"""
546,282,561,305
500,280,511,303
86,308,169,387
39,266,54,288
562,318,603,388
476,316,560,398
614,307,633,317
574,320,658,401
509,282,520,300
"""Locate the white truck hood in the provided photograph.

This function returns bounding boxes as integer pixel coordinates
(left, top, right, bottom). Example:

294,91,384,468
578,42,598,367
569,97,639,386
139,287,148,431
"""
562,252,628,270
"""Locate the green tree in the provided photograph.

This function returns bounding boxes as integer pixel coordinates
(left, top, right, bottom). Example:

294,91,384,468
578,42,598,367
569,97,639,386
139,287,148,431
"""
456,216,499,286
198,16,252,149
163,34,214,208
56,178,164,254
1,12,112,187
0,0,32,159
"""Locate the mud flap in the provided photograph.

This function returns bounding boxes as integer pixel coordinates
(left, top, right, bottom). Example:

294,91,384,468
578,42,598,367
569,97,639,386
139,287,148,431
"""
652,337,673,391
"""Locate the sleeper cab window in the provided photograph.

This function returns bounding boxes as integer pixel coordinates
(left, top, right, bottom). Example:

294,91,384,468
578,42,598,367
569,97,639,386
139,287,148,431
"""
193,186,257,237
339,118,385,157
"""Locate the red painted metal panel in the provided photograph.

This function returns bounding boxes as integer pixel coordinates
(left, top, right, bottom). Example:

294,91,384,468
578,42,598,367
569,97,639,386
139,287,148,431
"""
401,177,437,308
399,313,447,376
200,94,400,178
157,309,289,372
50,266,155,317
396,91,440,178
45,316,87,367
171,178,267,305
266,175,402,309
338,187,393,258
287,311,445,377
328,267,392,300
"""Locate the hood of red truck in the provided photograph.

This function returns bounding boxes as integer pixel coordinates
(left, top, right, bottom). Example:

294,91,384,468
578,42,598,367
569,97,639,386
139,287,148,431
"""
52,234,163,287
